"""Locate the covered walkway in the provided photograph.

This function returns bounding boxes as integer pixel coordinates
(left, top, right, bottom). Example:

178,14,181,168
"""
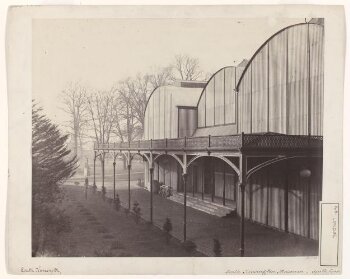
101,180,318,257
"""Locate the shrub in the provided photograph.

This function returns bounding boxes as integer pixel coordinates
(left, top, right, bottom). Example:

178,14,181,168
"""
182,240,197,253
163,217,173,244
106,197,113,204
101,186,106,200
74,181,80,186
132,201,141,224
114,194,121,211
92,185,97,193
213,238,222,257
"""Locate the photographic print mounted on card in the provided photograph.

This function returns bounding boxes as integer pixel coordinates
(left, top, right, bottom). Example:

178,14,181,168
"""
6,4,344,275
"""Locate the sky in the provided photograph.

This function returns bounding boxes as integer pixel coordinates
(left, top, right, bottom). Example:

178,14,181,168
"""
32,17,304,125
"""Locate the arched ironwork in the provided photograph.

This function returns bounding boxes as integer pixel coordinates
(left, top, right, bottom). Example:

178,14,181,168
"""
153,153,185,171
130,152,152,165
246,155,312,179
187,154,240,176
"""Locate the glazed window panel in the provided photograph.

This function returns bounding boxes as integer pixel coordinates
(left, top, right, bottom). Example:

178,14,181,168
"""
269,31,287,134
287,24,308,135
178,108,197,137
206,79,215,126
214,70,225,125
224,67,236,124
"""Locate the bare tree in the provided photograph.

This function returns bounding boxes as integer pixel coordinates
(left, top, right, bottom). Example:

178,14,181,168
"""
86,88,118,145
149,66,174,88
172,54,204,81
60,82,88,159
86,88,120,187
116,79,144,142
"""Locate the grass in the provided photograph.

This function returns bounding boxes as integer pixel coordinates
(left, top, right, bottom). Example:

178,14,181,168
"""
102,234,115,239
110,240,125,250
81,212,93,216
96,226,108,233
49,186,204,257
87,216,97,221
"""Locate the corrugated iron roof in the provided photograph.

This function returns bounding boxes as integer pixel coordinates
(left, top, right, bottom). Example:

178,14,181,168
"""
192,124,237,137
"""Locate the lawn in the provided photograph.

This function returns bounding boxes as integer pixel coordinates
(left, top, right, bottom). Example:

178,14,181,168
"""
44,186,204,257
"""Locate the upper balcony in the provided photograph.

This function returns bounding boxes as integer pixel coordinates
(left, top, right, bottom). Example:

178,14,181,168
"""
94,133,323,155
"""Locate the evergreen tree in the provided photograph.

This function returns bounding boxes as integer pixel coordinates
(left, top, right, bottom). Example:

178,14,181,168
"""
32,102,77,256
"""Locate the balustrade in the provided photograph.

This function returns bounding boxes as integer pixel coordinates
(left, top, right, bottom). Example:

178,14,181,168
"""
94,134,323,151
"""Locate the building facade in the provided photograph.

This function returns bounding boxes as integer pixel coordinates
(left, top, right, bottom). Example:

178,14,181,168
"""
142,22,324,240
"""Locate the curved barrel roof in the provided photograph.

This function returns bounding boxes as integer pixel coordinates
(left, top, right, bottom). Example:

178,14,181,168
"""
144,85,203,139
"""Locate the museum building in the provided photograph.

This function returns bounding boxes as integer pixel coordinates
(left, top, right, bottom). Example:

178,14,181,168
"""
142,21,324,240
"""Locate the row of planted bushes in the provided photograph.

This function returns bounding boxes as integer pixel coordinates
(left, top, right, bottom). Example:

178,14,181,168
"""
87,184,224,256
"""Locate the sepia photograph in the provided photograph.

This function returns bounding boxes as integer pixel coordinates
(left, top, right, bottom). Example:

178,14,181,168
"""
31,17,324,258
5,4,346,275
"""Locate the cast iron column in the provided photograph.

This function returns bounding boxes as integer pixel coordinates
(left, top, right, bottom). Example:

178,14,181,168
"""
93,154,96,188
102,157,105,192
128,164,131,210
113,161,116,201
211,157,215,202
223,166,226,206
85,178,88,200
239,153,247,257
182,172,188,241
201,172,204,200
239,181,246,257
149,167,154,223
192,172,195,197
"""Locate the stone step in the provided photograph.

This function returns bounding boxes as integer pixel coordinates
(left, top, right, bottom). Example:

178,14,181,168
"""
168,194,236,218
174,193,236,210
170,198,225,213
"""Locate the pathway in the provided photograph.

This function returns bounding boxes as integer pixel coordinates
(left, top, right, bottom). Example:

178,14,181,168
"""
98,180,318,257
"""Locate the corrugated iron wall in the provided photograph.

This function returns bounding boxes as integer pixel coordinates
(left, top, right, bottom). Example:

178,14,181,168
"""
236,157,322,240
154,155,322,240
237,23,324,136
197,66,243,129
144,87,175,140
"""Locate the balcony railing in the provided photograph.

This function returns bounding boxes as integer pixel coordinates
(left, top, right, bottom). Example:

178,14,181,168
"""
94,133,323,152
